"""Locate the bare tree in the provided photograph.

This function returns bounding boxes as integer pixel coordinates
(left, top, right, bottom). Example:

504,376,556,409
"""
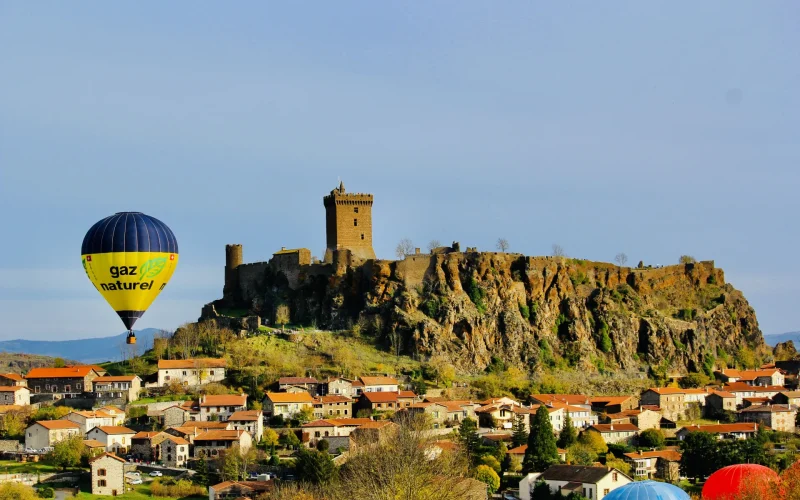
496,238,509,252
427,240,442,252
615,253,628,267
552,244,565,257
679,255,697,264
275,304,290,330
395,238,415,259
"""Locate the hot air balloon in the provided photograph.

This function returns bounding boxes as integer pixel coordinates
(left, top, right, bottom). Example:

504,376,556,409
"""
604,480,690,500
81,212,179,344
702,463,779,500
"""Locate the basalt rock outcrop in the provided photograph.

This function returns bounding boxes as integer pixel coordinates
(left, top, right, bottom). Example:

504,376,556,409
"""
202,253,765,375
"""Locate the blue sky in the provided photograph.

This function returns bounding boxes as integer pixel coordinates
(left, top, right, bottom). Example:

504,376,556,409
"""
1,2,798,340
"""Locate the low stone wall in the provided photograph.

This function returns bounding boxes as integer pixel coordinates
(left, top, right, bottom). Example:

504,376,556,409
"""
0,440,20,452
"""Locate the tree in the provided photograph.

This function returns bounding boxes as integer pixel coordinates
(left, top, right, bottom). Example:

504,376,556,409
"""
194,454,209,486
524,406,559,472
479,454,501,474
427,240,442,252
496,238,509,252
0,483,38,500
511,415,529,447
294,447,337,484
605,456,631,476
780,459,800,500
638,428,666,449
32,406,71,422
680,372,710,389
53,358,65,368
263,428,279,451
680,431,718,482
221,448,241,481
558,414,578,449
473,465,500,494
577,431,607,454
458,418,481,465
552,244,565,258
614,253,628,267
679,255,697,264
275,304,290,330
566,443,597,466
49,435,83,470
395,238,415,259
280,430,300,450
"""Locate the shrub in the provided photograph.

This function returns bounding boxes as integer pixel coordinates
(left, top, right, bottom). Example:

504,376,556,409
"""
519,304,530,320
422,297,440,318
37,487,54,498
150,478,206,498
473,465,500,493
679,255,697,264
638,429,666,449
599,328,612,354
464,278,487,314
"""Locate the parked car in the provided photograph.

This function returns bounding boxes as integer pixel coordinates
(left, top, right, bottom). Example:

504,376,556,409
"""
149,471,163,477
129,478,143,485
127,472,141,477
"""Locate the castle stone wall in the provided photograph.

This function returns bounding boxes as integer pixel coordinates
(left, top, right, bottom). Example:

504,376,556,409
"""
324,183,376,260
237,262,270,304
396,254,437,288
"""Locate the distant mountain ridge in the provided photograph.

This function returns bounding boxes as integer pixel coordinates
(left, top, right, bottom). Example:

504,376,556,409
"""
0,329,159,364
765,331,800,347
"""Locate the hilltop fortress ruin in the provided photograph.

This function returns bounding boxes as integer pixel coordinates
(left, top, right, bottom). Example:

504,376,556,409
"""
201,183,765,374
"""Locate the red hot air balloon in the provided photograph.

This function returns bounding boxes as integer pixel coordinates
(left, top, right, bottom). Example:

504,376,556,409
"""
702,463,779,500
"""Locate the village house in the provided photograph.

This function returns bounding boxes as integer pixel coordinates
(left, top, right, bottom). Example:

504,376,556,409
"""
199,394,247,421
676,422,761,441
589,396,640,414
548,402,599,429
477,404,535,431
520,465,632,500
349,420,398,451
719,368,785,387
0,373,26,387
193,429,252,459
157,358,226,387
63,409,124,434
90,452,126,497
640,388,688,421
227,410,264,442
312,395,353,419
92,375,142,403
355,391,417,415
360,376,399,393
773,391,800,407
604,409,661,431
24,366,101,398
263,392,314,418
278,377,325,396
156,433,190,468
301,418,373,446
722,382,784,406
405,402,450,428
622,449,682,482
327,377,362,397
86,426,136,454
131,431,160,460
507,444,567,465
83,439,107,456
209,480,274,500
162,404,193,427
738,404,797,433
530,394,592,409
0,386,30,406
166,421,231,445
705,391,737,416
25,420,81,450
585,423,639,445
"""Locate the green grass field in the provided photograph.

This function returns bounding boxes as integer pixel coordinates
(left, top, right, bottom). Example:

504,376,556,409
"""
73,483,205,499
0,459,61,476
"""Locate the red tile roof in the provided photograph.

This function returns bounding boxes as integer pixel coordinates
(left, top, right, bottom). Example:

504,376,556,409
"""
265,392,314,403
680,423,762,434
90,452,126,464
90,426,135,435
132,431,160,440
588,423,639,433
228,410,262,421
36,420,80,430
313,395,352,404
26,366,99,378
94,375,139,382
623,450,682,461
362,392,399,403
359,376,398,386
83,439,106,448
0,386,27,392
0,373,24,381
279,377,319,384
200,394,247,407
157,358,226,369
194,430,247,442
398,390,417,399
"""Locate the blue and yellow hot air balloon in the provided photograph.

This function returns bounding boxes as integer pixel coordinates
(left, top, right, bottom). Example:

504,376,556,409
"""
81,212,179,344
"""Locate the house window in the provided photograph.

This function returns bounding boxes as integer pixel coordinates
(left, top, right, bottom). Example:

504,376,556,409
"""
353,218,358,226
98,480,106,487
604,489,610,495
183,371,187,376
34,386,40,393
354,207,359,213
612,472,618,481
65,385,71,392
361,234,365,240
210,370,215,375
98,469,106,476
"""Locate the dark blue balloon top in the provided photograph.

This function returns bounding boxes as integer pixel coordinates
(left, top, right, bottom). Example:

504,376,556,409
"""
603,480,690,500
81,212,178,254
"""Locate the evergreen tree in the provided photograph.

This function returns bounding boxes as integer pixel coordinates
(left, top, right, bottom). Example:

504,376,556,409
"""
458,417,481,465
194,454,209,486
557,414,577,449
511,414,529,447
523,406,559,473
295,447,337,484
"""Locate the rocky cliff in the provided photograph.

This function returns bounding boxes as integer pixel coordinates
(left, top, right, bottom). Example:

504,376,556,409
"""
203,253,767,375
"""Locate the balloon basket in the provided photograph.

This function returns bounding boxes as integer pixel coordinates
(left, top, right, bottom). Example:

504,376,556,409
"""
126,333,136,345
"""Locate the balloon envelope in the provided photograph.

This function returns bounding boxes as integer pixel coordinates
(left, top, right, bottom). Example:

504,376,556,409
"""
604,480,689,500
81,212,178,330
702,463,779,500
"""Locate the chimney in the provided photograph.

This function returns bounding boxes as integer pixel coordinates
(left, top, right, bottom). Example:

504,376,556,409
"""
610,424,614,431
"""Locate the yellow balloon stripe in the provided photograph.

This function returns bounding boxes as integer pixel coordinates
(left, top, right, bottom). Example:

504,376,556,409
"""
81,251,178,314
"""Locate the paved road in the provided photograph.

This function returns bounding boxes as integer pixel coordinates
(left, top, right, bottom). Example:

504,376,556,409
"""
54,490,74,500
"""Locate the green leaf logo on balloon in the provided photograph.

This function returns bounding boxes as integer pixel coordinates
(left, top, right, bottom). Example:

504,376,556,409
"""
138,257,168,281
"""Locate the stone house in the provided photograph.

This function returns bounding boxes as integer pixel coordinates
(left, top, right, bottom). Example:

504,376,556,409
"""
359,376,399,393
548,402,599,429
156,433,190,468
405,402,450,428
163,404,192,427
227,410,264,442
355,391,416,415
0,386,30,406
131,431,160,460
622,449,682,482
328,377,361,398
585,423,639,445
63,409,123,435
91,452,126,497
676,422,761,441
199,394,247,422
772,391,800,407
166,421,231,445
738,404,797,433
722,382,784,406
604,408,661,431
312,395,353,419
530,394,592,409
301,418,373,447
519,465,632,500
507,444,568,465
193,429,252,459
720,368,785,387
157,358,226,387
86,426,136,453
263,392,314,418
348,421,398,451
209,480,274,500
589,396,639,414
705,391,737,416
476,404,536,431
0,373,27,387
25,420,81,450
278,377,324,396
93,375,142,402
24,366,101,398
640,388,687,421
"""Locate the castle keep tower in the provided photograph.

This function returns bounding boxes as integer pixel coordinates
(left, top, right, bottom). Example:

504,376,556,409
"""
223,244,242,303
323,181,376,261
